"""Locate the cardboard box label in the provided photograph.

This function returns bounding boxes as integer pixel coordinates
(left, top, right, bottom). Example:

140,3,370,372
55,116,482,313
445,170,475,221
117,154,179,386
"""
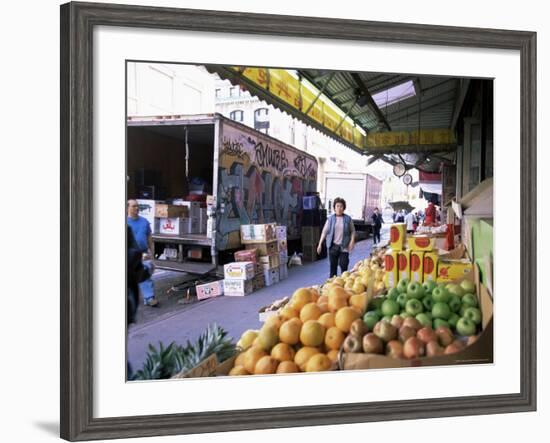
158,217,198,235
390,223,407,251
407,236,435,252
196,280,224,301
384,250,399,288
423,252,438,282
410,251,424,283
223,262,255,280
223,279,254,296
397,249,410,281
276,225,287,240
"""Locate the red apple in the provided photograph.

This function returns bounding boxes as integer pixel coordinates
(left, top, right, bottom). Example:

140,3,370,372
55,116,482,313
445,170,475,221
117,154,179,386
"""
416,327,438,344
426,340,445,357
362,333,384,354
398,325,417,343
350,319,368,338
373,321,398,343
403,337,426,359
391,315,404,329
467,334,480,346
385,340,404,359
402,317,422,331
435,326,454,347
444,340,466,355
343,334,362,353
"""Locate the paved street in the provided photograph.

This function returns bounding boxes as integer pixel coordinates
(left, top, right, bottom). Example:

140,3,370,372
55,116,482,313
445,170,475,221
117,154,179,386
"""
127,227,389,371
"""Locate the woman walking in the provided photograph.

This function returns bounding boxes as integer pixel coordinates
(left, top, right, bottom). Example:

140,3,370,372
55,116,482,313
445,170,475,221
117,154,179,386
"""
317,197,356,278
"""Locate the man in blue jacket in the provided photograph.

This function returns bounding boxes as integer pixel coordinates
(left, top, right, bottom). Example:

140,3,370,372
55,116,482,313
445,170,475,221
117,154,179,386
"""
317,197,356,278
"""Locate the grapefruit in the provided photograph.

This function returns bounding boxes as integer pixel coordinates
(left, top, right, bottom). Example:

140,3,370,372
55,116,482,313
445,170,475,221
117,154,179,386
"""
294,346,320,371
228,366,249,376
305,353,332,372
300,302,322,322
326,349,339,364
318,312,336,329
291,288,313,311
243,346,268,373
256,325,279,352
300,320,326,347
335,307,361,333
279,319,302,345
271,342,296,362
324,326,346,350
276,361,300,373
254,356,278,374
279,305,299,321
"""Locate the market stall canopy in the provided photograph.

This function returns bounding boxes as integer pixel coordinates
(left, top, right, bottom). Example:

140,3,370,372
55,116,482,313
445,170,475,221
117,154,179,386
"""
389,201,415,212
419,171,443,195
205,65,465,171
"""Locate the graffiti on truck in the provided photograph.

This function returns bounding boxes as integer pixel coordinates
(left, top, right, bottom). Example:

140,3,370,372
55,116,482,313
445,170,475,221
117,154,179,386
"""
216,125,317,250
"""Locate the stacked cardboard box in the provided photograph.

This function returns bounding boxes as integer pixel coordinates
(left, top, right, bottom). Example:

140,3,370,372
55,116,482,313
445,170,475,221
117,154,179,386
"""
223,262,255,296
240,223,281,287
195,280,224,301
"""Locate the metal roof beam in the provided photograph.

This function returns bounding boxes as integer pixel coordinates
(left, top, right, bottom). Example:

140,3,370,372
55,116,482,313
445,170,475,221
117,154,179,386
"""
384,90,457,120
350,72,391,131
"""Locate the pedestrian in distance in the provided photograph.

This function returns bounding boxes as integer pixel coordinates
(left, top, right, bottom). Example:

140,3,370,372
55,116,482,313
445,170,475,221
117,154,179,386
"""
127,199,158,307
317,197,356,278
405,210,416,234
371,207,383,246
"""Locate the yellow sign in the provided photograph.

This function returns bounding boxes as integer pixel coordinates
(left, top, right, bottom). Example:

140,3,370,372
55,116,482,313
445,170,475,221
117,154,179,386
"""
366,129,456,148
232,67,366,150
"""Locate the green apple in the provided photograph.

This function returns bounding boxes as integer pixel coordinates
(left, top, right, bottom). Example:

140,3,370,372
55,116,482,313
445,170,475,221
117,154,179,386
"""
433,318,450,329
432,287,450,303
397,278,410,294
416,312,432,328
463,307,482,325
422,280,437,294
363,311,380,331
432,302,451,320
456,317,477,336
406,281,425,299
446,283,465,298
448,295,462,313
400,312,413,319
405,298,424,316
369,296,385,311
460,279,476,294
381,299,400,317
387,287,400,300
422,293,434,311
462,293,479,308
448,313,460,329
382,315,392,323
396,293,408,308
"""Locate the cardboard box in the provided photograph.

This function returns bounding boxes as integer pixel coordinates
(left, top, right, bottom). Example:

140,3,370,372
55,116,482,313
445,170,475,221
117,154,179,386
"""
223,279,254,296
198,208,208,234
302,226,320,246
234,249,259,264
410,251,424,283
340,269,493,370
397,249,411,282
173,200,201,218
255,263,263,276
187,248,203,259
253,273,265,290
276,225,287,240
423,251,438,282
195,280,224,301
279,251,288,266
137,199,162,232
278,238,288,252
259,253,280,270
155,204,189,219
263,268,280,286
384,249,399,288
279,263,288,280
407,236,435,252
245,241,278,256
436,258,474,283
223,262,255,280
240,223,277,244
389,223,407,251
158,217,199,235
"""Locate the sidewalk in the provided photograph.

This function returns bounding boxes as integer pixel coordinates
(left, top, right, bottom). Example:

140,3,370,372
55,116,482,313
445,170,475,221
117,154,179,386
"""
128,226,390,371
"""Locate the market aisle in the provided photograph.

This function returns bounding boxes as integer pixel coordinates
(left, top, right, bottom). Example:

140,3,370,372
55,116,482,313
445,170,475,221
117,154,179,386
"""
127,227,390,372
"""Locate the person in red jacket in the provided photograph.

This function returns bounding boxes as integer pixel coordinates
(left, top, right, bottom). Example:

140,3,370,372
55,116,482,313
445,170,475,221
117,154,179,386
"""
424,201,436,226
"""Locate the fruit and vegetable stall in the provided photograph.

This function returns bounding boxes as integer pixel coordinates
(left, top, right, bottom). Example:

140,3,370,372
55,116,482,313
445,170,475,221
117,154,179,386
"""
133,220,493,380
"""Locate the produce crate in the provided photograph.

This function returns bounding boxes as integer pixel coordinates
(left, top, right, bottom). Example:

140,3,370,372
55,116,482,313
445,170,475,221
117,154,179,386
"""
223,278,254,296
240,223,277,244
389,223,407,251
245,241,278,256
234,248,259,264
195,280,224,301
155,204,189,219
223,262,255,280
340,266,493,370
263,268,280,286
259,253,280,270
158,216,199,235
408,235,435,252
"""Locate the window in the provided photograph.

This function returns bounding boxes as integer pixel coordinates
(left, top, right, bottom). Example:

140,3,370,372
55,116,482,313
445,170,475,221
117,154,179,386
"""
254,107,270,133
230,110,244,122
229,86,239,97
372,80,416,108
215,88,221,98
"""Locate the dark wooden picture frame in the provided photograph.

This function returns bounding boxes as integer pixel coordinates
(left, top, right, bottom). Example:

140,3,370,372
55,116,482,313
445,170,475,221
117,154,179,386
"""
60,2,537,441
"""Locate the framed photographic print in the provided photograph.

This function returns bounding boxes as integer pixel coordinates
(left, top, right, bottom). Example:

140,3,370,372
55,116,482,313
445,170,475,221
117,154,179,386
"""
60,1,536,441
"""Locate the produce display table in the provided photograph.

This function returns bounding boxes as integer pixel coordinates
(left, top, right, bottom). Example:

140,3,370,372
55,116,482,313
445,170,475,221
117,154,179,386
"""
152,233,215,275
